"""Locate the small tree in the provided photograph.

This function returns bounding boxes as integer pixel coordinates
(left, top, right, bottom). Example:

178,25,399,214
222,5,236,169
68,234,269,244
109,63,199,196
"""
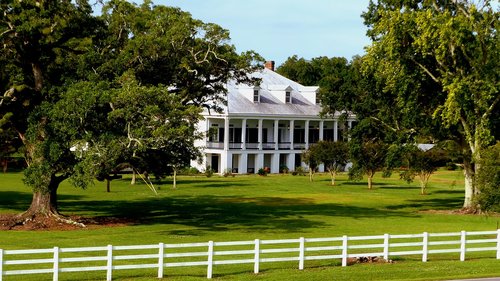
349,140,388,189
399,145,447,195
306,141,349,186
302,148,319,182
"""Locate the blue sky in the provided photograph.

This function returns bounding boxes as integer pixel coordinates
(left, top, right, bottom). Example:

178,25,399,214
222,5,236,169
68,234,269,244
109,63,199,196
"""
160,0,371,66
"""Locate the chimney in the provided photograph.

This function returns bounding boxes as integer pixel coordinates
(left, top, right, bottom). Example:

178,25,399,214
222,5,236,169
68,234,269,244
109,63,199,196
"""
264,61,275,71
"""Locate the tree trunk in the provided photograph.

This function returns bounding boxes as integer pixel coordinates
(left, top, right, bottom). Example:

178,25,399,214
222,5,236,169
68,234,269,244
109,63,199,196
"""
106,178,111,192
173,169,177,189
367,172,373,190
418,173,431,195
131,170,136,185
463,159,475,209
2,158,7,173
26,188,59,216
330,170,336,186
24,174,60,215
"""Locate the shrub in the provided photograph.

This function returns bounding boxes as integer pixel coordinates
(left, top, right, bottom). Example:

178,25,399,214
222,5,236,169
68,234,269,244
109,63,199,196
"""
223,168,233,177
279,165,289,174
205,166,214,178
292,166,306,176
180,167,200,175
474,143,500,212
257,168,268,176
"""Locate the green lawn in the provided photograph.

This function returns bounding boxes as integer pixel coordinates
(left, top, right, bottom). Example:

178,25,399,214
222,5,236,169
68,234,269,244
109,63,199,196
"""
0,170,499,280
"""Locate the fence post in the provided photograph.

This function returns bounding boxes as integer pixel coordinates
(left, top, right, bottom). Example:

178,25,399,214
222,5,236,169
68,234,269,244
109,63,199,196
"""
207,241,214,279
53,247,59,281
460,231,466,262
422,232,429,262
0,249,3,281
341,235,348,267
254,239,260,274
383,234,390,261
299,237,305,270
158,243,164,278
106,244,113,281
496,229,500,260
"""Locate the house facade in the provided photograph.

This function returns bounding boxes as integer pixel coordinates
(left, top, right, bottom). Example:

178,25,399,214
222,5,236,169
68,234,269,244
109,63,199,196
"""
192,62,356,174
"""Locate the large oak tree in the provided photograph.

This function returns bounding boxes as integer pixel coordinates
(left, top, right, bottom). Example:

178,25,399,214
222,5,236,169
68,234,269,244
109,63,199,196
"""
362,0,499,210
0,0,261,225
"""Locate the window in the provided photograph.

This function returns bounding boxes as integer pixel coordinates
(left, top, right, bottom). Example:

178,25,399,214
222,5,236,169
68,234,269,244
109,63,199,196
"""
285,91,291,103
253,89,259,102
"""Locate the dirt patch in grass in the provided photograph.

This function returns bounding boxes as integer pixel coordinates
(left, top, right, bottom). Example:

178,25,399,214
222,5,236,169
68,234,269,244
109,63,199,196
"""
419,209,500,216
0,213,137,231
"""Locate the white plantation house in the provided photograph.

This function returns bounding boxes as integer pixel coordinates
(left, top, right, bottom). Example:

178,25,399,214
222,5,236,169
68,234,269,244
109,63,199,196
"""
192,61,356,174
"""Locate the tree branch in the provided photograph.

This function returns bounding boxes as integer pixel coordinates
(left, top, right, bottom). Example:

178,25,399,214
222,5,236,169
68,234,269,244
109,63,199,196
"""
482,92,500,120
368,116,398,132
459,116,475,155
411,58,440,83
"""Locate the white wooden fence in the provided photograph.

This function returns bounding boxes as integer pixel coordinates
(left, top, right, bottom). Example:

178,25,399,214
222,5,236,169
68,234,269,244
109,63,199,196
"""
1,230,499,280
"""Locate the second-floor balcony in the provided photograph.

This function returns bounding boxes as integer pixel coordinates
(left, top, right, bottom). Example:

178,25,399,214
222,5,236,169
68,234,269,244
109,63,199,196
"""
206,141,310,151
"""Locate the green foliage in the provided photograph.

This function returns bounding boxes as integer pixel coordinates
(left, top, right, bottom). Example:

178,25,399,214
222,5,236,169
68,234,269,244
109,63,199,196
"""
304,141,349,185
475,142,500,212
398,145,447,194
362,0,499,208
349,139,389,189
0,0,262,212
204,166,214,178
257,167,269,176
279,165,289,174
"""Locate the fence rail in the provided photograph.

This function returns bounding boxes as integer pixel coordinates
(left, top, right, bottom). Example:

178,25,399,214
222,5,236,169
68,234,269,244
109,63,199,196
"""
1,230,499,280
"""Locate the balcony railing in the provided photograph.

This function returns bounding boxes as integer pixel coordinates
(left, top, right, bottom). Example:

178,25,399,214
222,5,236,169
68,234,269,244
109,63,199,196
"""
206,141,307,150
229,142,242,149
245,142,259,149
262,142,275,150
278,142,291,150
206,142,224,149
293,143,306,150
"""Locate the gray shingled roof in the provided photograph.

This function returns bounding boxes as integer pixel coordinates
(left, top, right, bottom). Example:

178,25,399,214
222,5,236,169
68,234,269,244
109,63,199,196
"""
225,68,323,117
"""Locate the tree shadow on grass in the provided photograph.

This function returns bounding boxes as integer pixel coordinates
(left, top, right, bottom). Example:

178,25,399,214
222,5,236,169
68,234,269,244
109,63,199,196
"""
0,191,85,213
386,197,463,211
432,189,464,195
379,185,420,190
339,182,391,187
60,195,417,235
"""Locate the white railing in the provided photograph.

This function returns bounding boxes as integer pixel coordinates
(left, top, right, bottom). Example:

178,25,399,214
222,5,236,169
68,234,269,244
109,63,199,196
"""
1,230,499,281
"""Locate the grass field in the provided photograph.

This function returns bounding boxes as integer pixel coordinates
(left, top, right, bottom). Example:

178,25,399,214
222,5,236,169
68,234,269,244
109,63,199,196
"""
0,170,499,280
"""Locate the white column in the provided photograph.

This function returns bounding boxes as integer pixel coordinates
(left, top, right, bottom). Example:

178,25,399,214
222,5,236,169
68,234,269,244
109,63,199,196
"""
224,117,230,151
258,119,263,150
289,120,294,150
319,120,324,141
224,152,232,174
241,119,247,149
305,120,310,149
205,117,210,145
271,152,280,173
288,153,296,170
240,153,248,174
333,120,338,142
256,153,264,170
274,120,279,150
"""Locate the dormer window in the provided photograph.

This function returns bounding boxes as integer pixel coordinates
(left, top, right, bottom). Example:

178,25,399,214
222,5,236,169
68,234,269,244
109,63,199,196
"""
285,91,291,103
253,89,260,103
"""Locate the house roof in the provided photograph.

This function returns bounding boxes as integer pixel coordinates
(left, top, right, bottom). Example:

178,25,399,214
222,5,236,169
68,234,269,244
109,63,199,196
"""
223,68,324,118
